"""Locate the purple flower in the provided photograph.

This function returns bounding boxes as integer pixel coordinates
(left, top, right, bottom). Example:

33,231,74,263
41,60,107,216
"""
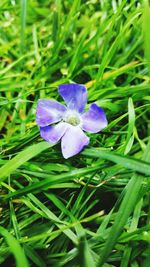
36,84,108,159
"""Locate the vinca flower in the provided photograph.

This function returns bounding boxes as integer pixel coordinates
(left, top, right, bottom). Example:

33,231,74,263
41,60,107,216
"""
36,84,108,158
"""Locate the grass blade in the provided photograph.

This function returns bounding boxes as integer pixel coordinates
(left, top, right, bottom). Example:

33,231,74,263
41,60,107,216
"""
0,142,52,182
0,226,29,267
97,140,150,266
5,164,101,199
143,0,150,75
20,0,27,54
83,148,150,176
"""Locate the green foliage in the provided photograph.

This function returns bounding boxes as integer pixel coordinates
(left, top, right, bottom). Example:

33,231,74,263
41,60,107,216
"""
0,0,150,267
0,226,29,267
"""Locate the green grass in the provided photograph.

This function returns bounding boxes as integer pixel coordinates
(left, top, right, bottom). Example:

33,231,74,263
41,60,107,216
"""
0,0,150,266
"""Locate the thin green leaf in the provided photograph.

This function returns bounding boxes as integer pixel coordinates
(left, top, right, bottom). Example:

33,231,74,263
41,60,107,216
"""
0,226,29,267
5,164,101,199
97,140,150,266
124,97,135,154
82,148,150,176
0,142,52,182
20,0,27,54
143,0,150,75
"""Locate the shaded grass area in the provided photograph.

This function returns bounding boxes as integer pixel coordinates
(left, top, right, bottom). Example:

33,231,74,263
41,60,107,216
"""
0,0,150,266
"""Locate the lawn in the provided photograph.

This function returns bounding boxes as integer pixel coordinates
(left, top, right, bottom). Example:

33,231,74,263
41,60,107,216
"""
0,0,150,266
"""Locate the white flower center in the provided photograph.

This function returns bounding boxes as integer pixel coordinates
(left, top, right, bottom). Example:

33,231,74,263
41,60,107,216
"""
64,111,81,126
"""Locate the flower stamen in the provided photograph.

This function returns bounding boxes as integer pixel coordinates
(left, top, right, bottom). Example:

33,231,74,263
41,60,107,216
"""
64,111,81,126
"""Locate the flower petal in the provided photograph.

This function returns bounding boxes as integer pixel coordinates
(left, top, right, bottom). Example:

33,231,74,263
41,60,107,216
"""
58,84,87,113
40,122,68,144
36,99,67,127
81,103,108,133
61,126,89,159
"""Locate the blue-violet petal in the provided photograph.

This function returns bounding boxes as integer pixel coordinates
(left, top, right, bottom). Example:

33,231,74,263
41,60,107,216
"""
40,122,68,144
61,125,89,159
81,103,108,133
58,83,87,113
36,99,67,127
